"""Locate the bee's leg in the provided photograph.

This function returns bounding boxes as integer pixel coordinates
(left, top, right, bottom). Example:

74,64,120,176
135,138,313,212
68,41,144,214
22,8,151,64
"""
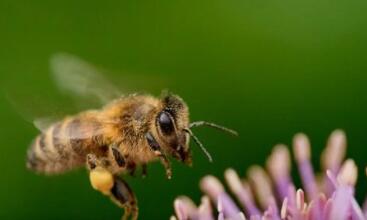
108,144,139,178
87,144,128,175
87,153,113,170
130,163,146,178
87,145,129,193
110,176,138,220
86,153,99,170
86,154,114,195
126,162,136,177
109,145,126,168
87,153,137,219
145,132,172,179
157,153,172,179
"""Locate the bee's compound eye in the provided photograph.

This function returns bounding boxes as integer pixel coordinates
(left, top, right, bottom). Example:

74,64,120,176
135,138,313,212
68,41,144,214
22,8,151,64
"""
158,111,174,135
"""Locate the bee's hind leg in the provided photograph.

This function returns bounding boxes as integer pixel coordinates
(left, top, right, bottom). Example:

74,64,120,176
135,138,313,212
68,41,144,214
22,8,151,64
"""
87,153,114,195
110,176,138,220
86,154,138,220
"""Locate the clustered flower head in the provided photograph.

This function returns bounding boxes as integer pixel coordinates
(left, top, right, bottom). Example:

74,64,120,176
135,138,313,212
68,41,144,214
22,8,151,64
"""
171,130,367,220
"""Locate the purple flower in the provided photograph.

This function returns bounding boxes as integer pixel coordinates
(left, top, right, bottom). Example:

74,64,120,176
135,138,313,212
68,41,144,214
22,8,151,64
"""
171,130,367,220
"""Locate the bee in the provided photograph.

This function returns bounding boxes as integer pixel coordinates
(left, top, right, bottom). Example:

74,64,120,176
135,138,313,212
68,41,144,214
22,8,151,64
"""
25,53,237,220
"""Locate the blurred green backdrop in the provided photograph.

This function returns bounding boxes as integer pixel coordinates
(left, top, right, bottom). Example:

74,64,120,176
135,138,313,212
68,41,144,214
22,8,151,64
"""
1,0,367,219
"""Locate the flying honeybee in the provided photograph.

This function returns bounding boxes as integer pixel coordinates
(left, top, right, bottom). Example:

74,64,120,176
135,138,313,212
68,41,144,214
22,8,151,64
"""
25,53,237,220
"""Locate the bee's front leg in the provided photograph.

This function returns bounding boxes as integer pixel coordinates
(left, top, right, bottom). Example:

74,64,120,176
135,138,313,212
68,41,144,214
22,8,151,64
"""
156,152,172,179
145,132,172,179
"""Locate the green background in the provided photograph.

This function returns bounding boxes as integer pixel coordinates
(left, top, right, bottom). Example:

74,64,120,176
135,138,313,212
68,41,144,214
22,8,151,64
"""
1,0,367,219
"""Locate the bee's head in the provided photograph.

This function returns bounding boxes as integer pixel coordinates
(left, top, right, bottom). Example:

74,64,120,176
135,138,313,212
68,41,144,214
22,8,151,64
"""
154,93,192,165
146,92,237,165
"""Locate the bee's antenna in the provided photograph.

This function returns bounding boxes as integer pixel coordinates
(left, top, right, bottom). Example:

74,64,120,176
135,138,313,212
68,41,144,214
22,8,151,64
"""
189,121,238,136
183,128,213,162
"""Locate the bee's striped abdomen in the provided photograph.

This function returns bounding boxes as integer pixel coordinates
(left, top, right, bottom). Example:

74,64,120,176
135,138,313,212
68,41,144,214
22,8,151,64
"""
27,115,102,174
27,126,65,174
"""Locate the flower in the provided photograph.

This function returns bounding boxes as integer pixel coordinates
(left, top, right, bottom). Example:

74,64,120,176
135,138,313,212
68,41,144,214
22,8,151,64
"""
171,130,367,220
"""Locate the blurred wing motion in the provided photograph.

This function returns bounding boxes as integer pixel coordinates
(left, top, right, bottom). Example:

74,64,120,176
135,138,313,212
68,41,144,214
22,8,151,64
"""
50,53,123,105
7,52,168,136
33,116,60,133
5,90,68,133
7,53,123,133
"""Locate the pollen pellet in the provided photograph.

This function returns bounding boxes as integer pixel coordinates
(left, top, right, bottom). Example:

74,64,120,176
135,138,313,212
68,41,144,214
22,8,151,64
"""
89,168,114,195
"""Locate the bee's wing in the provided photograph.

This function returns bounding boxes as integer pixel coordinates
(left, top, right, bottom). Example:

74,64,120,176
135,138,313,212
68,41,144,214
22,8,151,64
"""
7,52,168,134
33,116,60,133
50,53,123,105
5,89,70,133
